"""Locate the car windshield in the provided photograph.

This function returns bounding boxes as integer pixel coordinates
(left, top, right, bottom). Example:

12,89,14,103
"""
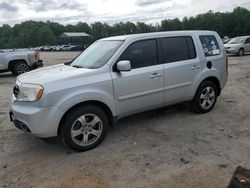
71,40,123,69
228,37,246,44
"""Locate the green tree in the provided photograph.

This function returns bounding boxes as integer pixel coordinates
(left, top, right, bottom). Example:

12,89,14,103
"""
37,25,56,45
0,6,250,49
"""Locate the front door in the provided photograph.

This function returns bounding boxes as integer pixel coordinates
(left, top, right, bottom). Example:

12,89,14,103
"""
111,39,165,116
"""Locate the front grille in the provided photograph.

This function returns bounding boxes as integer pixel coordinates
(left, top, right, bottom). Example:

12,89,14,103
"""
13,85,19,98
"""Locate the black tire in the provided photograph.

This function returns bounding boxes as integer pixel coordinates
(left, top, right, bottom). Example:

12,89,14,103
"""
191,81,218,113
60,105,109,152
12,61,30,75
238,48,244,56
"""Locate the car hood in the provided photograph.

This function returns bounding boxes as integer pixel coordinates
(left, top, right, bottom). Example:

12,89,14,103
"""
224,43,241,48
17,64,94,85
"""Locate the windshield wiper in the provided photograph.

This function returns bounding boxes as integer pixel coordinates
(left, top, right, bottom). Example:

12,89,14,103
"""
64,61,72,66
72,65,83,68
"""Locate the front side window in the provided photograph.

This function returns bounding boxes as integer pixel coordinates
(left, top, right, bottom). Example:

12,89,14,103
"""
71,40,123,69
200,35,220,57
245,38,250,44
119,40,158,69
160,36,196,63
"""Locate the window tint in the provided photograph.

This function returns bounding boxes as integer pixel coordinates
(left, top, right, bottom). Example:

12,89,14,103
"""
160,36,196,63
245,38,250,44
186,37,196,59
120,40,157,69
199,35,220,56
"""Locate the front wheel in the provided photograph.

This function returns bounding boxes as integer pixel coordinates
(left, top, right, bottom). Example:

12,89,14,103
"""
60,105,108,152
238,48,244,56
191,81,218,113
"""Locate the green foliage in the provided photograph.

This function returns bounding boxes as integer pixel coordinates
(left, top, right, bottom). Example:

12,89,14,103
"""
0,7,249,49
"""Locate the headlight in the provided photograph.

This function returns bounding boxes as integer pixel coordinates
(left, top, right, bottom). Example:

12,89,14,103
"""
17,84,43,102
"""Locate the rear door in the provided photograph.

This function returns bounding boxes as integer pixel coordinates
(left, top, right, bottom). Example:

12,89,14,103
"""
159,36,201,105
111,39,165,116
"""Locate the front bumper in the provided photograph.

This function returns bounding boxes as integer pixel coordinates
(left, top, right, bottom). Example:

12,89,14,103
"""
10,102,62,138
10,112,31,133
226,49,238,54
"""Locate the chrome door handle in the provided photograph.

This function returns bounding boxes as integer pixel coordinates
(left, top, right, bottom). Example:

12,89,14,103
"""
191,65,201,70
150,72,162,78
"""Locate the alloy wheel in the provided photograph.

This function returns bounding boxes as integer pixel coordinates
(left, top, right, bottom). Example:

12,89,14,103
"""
70,114,103,146
16,64,30,75
200,86,216,110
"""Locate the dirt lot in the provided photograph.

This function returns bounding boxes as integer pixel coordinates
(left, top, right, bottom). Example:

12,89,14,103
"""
0,52,250,188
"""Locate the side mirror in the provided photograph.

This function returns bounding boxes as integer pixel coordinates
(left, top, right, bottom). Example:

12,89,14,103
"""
116,60,131,72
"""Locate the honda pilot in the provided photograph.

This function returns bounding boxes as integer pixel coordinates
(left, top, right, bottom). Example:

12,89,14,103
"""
10,31,228,151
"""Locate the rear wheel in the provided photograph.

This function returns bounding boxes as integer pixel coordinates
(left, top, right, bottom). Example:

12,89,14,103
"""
238,48,244,56
12,62,30,75
60,105,108,152
191,81,218,113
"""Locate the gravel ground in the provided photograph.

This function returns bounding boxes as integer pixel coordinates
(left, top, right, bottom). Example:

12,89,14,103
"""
0,52,250,188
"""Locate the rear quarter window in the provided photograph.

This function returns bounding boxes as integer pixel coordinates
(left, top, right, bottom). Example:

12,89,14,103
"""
199,35,220,57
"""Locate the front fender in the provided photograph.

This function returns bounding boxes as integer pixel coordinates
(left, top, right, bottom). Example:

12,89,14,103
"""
59,90,116,116
43,85,117,125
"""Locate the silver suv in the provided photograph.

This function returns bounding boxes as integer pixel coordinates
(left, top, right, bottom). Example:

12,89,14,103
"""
10,31,228,151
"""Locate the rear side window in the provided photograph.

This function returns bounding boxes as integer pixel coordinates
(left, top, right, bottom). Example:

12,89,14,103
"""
120,40,157,69
160,36,196,63
199,35,220,57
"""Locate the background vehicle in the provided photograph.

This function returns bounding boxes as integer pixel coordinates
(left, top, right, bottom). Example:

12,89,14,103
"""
40,46,51,51
54,45,75,51
58,45,85,51
224,36,250,56
46,46,56,51
32,45,86,52
0,50,43,75
53,45,63,51
60,45,78,51
10,31,228,151
59,45,72,51
222,36,231,44
70,45,85,51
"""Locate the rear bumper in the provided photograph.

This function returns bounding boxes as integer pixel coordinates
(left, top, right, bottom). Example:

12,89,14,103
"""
32,60,43,69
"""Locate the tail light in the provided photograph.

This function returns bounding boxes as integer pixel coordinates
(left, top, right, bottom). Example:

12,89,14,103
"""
34,50,40,61
226,56,228,73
